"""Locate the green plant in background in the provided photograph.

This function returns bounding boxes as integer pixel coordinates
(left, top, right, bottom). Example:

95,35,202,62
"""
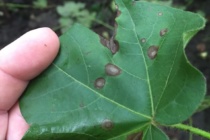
33,0,47,9
0,0,49,9
56,1,96,33
144,0,173,6
197,96,210,112
19,0,210,140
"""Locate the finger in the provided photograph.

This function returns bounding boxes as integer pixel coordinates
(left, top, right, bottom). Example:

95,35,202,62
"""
0,27,60,111
0,70,27,112
6,103,29,140
0,111,8,140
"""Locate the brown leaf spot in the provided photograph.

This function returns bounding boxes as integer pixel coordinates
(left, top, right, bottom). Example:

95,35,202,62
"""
94,77,105,89
127,132,143,140
102,119,114,130
99,36,119,54
105,63,121,76
131,1,136,5
117,10,121,17
110,39,119,54
158,12,163,16
100,36,109,47
140,38,146,43
160,28,168,37
148,46,159,59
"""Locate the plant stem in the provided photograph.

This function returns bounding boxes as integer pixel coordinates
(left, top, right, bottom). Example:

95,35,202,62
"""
170,123,210,139
0,2,31,8
0,2,55,9
189,118,193,140
93,18,114,30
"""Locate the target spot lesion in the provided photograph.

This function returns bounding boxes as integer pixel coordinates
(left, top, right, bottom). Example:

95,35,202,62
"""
148,46,159,60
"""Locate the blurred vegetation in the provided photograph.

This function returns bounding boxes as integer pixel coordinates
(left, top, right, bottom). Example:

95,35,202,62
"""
56,1,96,33
0,0,207,34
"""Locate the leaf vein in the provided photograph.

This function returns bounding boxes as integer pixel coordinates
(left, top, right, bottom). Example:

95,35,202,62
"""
69,34,90,85
52,63,152,119
121,1,155,116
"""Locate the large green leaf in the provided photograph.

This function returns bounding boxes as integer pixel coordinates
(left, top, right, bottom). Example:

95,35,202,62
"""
20,0,206,139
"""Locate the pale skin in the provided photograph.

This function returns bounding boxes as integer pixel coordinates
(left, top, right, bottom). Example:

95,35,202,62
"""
0,28,60,140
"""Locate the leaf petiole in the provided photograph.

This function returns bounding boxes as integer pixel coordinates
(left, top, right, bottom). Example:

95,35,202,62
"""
170,123,210,139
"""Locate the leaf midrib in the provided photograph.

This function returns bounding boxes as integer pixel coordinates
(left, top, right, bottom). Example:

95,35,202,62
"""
121,1,188,117
154,19,187,113
120,1,155,116
52,63,151,120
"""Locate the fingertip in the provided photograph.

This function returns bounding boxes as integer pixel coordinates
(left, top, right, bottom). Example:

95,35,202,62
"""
29,27,60,51
0,27,60,80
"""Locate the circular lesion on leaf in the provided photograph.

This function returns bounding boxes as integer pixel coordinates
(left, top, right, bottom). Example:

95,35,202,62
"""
160,28,168,37
101,119,114,130
94,77,106,89
140,38,146,43
105,63,121,76
158,12,163,16
148,46,159,59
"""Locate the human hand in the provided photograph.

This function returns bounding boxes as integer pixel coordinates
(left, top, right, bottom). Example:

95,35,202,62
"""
0,28,60,140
